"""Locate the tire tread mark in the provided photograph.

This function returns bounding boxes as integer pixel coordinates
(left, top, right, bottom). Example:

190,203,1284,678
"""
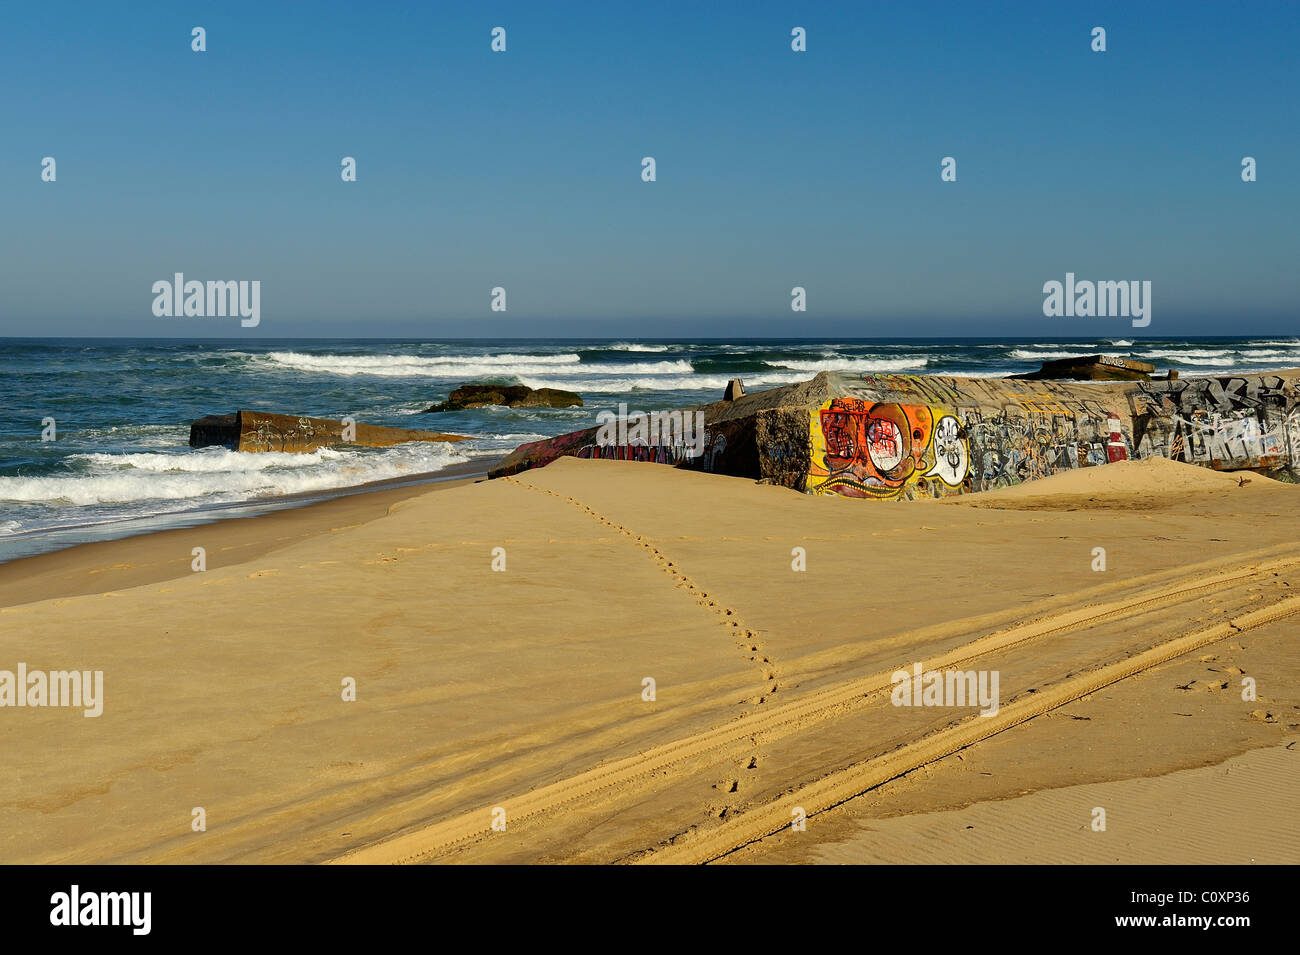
329,558,1299,865
636,595,1300,864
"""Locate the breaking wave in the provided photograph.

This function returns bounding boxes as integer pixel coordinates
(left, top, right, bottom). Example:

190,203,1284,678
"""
257,351,692,378
772,357,927,372
0,443,469,506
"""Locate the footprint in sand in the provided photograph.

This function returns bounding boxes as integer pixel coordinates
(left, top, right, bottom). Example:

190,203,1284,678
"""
1178,678,1229,692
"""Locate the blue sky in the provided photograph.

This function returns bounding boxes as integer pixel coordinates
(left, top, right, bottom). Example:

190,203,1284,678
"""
1,0,1296,338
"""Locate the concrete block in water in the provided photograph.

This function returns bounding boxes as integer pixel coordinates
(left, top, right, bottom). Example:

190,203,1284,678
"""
1011,354,1157,381
189,410,470,453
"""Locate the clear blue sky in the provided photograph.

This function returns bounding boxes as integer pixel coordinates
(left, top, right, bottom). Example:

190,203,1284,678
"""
1,0,1296,338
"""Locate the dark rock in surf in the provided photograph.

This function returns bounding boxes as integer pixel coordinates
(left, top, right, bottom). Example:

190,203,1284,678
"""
422,384,583,413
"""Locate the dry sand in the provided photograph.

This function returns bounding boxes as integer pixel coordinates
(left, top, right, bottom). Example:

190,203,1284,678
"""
0,456,1296,864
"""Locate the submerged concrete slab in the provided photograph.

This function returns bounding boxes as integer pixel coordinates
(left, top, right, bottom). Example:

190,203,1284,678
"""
1011,354,1157,381
190,411,470,453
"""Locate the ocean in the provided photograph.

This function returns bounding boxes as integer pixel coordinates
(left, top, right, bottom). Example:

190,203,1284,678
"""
2,336,1298,561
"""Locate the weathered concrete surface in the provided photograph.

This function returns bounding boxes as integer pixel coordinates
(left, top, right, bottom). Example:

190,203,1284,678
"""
489,374,836,486
491,369,1300,500
190,411,470,453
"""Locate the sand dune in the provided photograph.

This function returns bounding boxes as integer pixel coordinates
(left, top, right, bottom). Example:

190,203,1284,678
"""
1,457,1296,864
971,455,1283,497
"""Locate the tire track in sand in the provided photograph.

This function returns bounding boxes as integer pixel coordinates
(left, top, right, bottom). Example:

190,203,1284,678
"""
633,595,1300,864
329,556,1300,864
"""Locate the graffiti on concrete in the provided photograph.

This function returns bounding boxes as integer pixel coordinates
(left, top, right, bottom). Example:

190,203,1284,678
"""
245,415,327,453
572,422,742,474
962,408,1126,491
576,442,697,466
703,431,727,472
808,399,970,499
847,374,967,407
491,369,1300,492
810,390,1134,496
1132,375,1299,472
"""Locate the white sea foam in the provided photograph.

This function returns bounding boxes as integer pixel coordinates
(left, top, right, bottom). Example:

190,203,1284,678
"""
608,343,669,352
258,351,692,378
0,443,469,506
70,448,346,473
1009,349,1097,360
514,372,816,393
1137,348,1235,359
1208,366,1299,376
266,350,582,367
77,424,188,442
1024,343,1104,349
773,357,928,372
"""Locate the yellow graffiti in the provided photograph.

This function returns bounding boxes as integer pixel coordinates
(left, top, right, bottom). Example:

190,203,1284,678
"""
808,399,969,500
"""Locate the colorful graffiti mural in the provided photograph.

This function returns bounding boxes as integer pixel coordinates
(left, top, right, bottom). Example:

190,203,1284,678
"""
1131,375,1300,475
962,408,1126,492
808,399,970,499
575,443,696,465
808,392,1134,497
493,369,1300,495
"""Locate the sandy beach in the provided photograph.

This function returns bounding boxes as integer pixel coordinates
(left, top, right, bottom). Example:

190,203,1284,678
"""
1,455,1296,865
